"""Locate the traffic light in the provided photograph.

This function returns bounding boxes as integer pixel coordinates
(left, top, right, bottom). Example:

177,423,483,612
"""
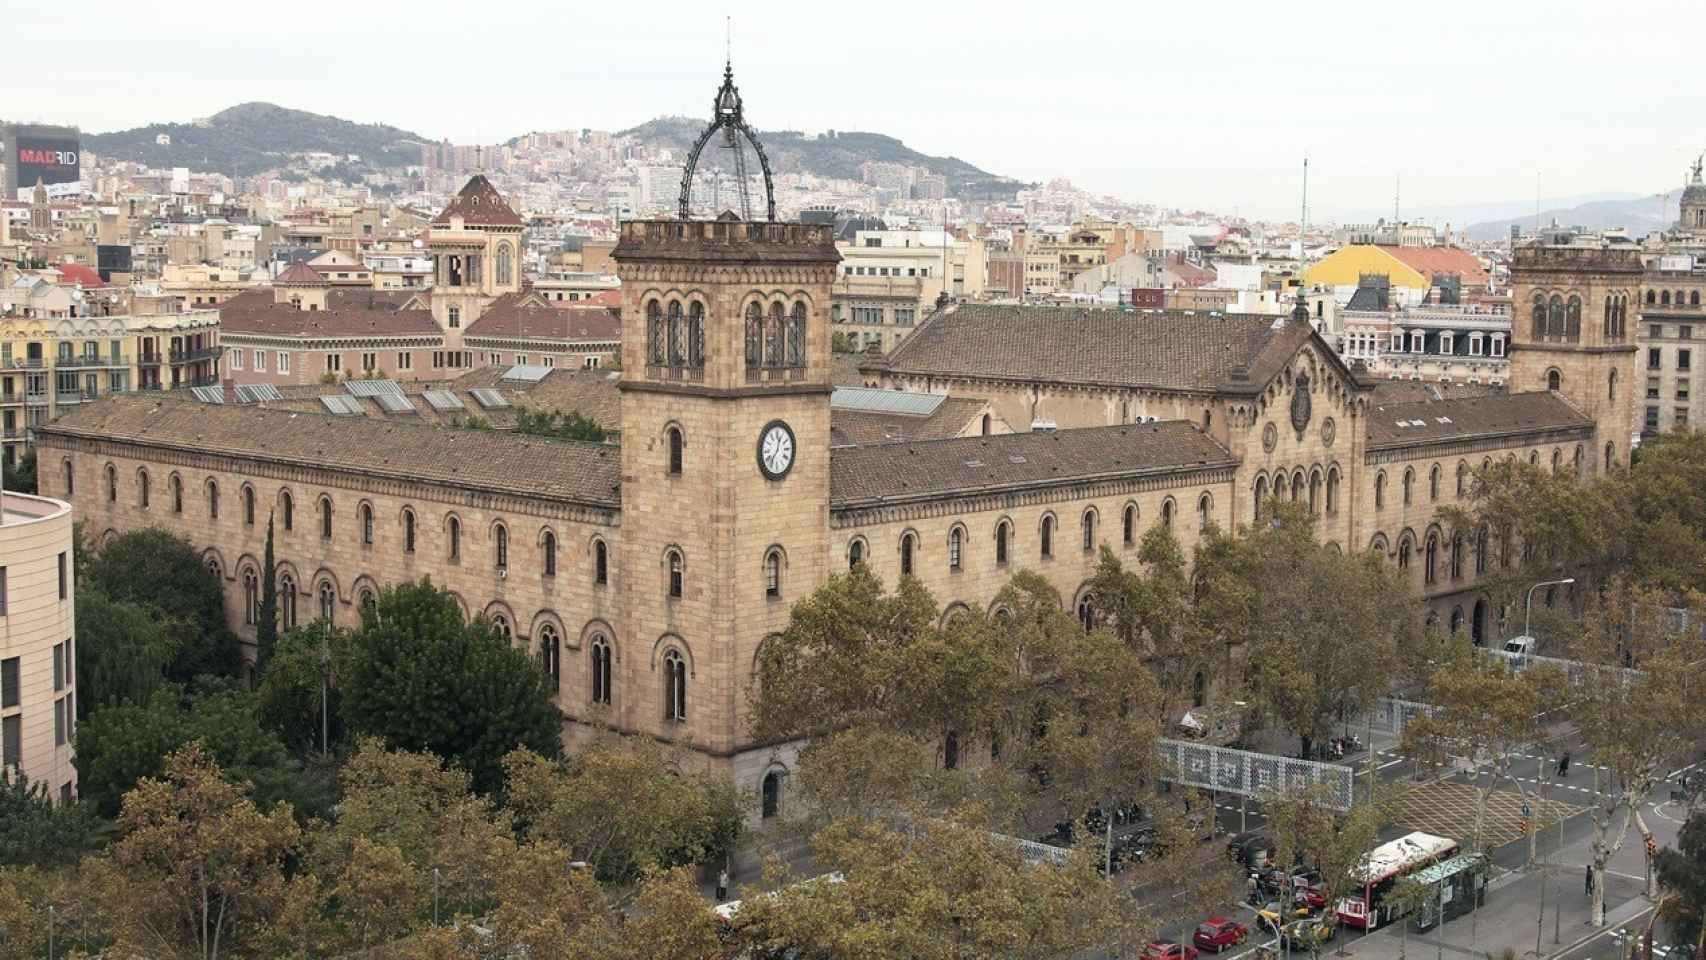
1645,834,1658,859
1518,817,1530,835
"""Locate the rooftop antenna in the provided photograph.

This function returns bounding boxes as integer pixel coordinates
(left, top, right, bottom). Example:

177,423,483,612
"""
1393,173,1400,238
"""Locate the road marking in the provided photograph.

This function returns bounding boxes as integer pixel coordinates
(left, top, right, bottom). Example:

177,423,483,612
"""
1377,758,1407,771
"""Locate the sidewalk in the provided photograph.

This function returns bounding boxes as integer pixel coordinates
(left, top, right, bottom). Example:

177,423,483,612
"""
1338,830,1655,960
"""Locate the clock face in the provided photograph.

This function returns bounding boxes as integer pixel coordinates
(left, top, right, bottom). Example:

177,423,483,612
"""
758,421,795,480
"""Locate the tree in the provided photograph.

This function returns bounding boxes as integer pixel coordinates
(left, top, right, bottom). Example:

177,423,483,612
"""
0,773,103,868
1261,784,1383,952
503,741,741,887
74,683,319,818
257,621,350,755
3,449,36,494
733,813,1147,960
1400,636,1564,860
1198,503,1417,759
1388,877,1434,960
256,513,279,675
73,589,180,718
84,528,240,680
339,580,562,792
831,330,859,354
1657,810,1706,956
82,743,301,960
1571,578,1706,924
515,407,610,443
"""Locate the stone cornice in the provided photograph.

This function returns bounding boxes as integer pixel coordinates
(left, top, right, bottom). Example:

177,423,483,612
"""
1363,425,1595,465
829,465,1236,527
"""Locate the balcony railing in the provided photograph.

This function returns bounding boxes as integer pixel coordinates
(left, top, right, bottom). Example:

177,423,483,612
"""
169,347,221,363
25,393,50,406
2,359,45,370
55,354,130,369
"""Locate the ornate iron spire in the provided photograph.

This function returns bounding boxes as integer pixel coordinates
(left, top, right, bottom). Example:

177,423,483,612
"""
678,62,776,222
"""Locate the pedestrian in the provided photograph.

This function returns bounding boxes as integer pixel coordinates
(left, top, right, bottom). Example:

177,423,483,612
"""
1585,863,1594,897
716,867,730,903
1558,751,1572,778
1248,872,1260,905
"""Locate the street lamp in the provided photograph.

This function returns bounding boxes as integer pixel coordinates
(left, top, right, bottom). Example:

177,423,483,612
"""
1522,577,1576,651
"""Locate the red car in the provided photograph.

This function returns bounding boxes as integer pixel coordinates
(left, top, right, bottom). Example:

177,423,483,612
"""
1142,940,1201,960
1193,918,1250,953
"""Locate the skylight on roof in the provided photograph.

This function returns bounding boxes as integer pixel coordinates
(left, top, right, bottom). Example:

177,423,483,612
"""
470,388,510,410
345,379,404,398
422,390,465,411
319,395,363,415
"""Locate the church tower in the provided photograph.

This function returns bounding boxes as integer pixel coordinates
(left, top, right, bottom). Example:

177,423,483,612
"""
1508,240,1642,471
610,66,839,783
426,174,525,350
1680,156,1706,233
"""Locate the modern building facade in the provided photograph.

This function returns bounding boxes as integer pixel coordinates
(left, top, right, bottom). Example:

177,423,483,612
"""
0,492,77,803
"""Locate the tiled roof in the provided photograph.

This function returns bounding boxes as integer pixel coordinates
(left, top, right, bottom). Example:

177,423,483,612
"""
829,421,1235,508
275,262,326,285
877,303,1315,395
1379,246,1489,286
50,263,105,288
219,290,440,339
465,293,620,342
431,174,524,227
326,288,414,312
39,394,619,507
1364,391,1592,449
451,366,622,430
1367,380,1500,405
830,396,991,446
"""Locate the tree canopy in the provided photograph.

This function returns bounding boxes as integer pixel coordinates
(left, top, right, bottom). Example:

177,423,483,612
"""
83,528,241,680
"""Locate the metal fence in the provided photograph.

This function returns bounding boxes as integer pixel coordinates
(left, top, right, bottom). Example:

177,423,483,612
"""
1359,697,1439,738
1156,739,1356,811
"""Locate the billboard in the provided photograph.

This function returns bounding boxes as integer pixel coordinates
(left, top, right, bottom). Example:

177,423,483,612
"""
7,125,81,194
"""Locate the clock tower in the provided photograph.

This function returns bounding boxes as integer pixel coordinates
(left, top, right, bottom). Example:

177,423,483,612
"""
610,72,839,782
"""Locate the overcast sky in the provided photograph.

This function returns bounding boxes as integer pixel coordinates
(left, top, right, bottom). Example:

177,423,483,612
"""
11,0,1704,220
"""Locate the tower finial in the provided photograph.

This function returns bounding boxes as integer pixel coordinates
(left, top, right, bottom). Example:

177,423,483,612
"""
726,15,732,72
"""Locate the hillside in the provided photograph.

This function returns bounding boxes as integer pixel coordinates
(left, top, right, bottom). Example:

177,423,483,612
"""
85,103,427,177
620,116,1025,201
1464,192,1678,241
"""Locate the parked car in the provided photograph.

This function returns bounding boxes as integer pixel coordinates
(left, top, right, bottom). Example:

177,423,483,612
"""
1227,832,1274,867
1256,900,1313,933
1140,940,1200,960
1192,918,1250,953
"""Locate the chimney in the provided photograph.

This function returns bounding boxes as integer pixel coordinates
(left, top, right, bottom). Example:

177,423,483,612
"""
223,377,238,404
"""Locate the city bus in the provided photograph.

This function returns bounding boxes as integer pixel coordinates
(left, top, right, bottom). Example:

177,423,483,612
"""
1334,832,1459,931
1409,853,1490,931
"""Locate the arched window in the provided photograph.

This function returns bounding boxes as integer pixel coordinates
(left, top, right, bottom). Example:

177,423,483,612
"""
280,490,293,531
1402,468,1414,506
1605,441,1615,471
403,509,416,553
1647,289,1657,305
1291,469,1305,502
1551,449,1562,473
761,770,782,819
667,426,683,475
1077,593,1095,632
1609,368,1618,402
1475,525,1488,575
360,503,374,545
242,569,258,625
847,538,865,570
1307,470,1320,514
170,474,183,514
1161,498,1174,528
1424,534,1438,585
280,573,297,629
663,649,687,721
1566,296,1582,340
1426,464,1439,501
1040,515,1054,558
788,301,807,367
1663,290,1673,306
590,636,612,705
948,526,964,571
646,299,664,366
495,242,512,285
1694,291,1701,307
318,581,336,621
448,515,461,561
1547,369,1561,392
319,497,333,539
492,614,512,641
744,302,762,369
1192,671,1207,709
1450,533,1464,579
1397,538,1412,570
1573,445,1584,476
359,588,375,612
991,520,1010,565
1547,294,1564,337
538,625,560,686
900,532,916,575
62,459,73,496
667,549,684,598
1197,492,1212,530
687,301,705,368
495,524,509,569
1326,467,1340,514
242,486,255,527
594,539,609,584
543,531,557,577
1529,449,1539,466
1081,509,1096,551
765,548,782,597
207,480,219,519
766,302,785,368
1374,471,1386,509
1456,462,1468,498
1530,295,1546,337
105,464,116,503
666,300,683,367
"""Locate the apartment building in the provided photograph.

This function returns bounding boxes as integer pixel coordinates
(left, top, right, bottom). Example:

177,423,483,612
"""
830,229,985,352
1636,254,1706,435
0,492,77,803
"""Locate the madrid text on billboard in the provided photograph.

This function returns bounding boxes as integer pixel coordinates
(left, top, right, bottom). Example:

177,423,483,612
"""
13,134,82,187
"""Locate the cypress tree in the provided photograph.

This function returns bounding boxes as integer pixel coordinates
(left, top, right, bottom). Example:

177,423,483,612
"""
256,512,279,676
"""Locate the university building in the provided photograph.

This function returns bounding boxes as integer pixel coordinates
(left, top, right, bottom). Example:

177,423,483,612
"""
30,72,1640,816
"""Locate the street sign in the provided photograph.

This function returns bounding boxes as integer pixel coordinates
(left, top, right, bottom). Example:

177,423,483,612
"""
1522,801,1531,818
1156,739,1356,811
